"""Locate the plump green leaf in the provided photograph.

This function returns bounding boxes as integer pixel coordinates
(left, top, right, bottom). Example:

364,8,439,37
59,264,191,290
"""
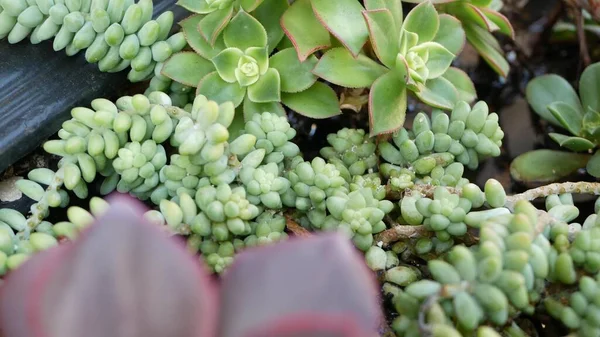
312,47,388,88
269,47,318,93
280,0,331,61
583,108,600,143
549,133,596,152
362,9,398,68
442,67,477,103
455,3,499,32
364,0,402,28
161,52,215,87
411,42,454,79
243,97,286,121
211,47,243,83
464,23,509,77
223,10,267,50
587,150,600,178
510,150,590,184
471,0,493,6
180,14,225,59
369,72,407,136
402,1,439,43
414,76,458,110
311,0,369,57
198,7,233,46
579,62,600,114
433,14,465,55
481,7,514,38
548,101,583,136
281,81,340,118
253,0,289,53
247,68,281,103
526,74,583,127
176,0,212,14
401,0,457,2
196,71,246,107
240,0,264,11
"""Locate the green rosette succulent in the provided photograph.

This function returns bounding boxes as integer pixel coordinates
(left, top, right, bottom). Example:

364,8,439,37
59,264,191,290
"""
320,128,377,180
239,162,291,209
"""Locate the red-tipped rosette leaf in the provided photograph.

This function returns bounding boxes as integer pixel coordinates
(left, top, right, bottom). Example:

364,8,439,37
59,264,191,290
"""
281,0,331,61
216,233,382,337
0,195,218,337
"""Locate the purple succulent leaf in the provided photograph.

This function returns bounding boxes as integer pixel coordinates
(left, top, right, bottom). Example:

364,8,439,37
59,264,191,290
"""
0,194,218,337
216,233,382,337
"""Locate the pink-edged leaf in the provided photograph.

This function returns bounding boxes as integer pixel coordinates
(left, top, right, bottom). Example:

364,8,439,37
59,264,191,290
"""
310,0,369,57
402,1,439,43
176,0,213,14
239,0,265,12
0,195,218,337
362,9,398,68
197,71,247,107
454,3,499,32
480,8,515,39
363,0,402,29
281,81,340,119
463,22,509,77
280,0,331,61
198,6,234,46
161,51,215,87
414,76,458,110
433,14,465,56
442,67,477,103
312,47,388,88
369,72,407,136
217,233,382,337
180,14,226,60
253,0,289,54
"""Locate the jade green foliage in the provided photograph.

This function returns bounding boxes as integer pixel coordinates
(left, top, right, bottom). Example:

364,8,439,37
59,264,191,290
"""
516,61,600,179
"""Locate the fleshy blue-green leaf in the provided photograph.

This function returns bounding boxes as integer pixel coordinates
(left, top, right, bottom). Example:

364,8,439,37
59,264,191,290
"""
212,48,244,83
362,9,398,68
363,0,402,29
281,81,340,118
410,42,454,79
240,0,264,12
243,97,286,121
312,47,388,88
481,7,515,38
180,15,225,59
414,76,458,110
176,0,213,14
196,71,246,107
463,23,509,77
247,68,281,103
587,150,600,178
253,0,289,54
369,72,407,136
223,10,267,50
442,67,477,103
433,14,465,55
526,74,583,127
549,133,595,152
510,150,590,184
280,0,331,61
269,47,318,93
311,0,369,57
579,62,600,114
402,1,439,43
548,101,583,136
161,52,215,87
583,108,600,143
198,7,233,46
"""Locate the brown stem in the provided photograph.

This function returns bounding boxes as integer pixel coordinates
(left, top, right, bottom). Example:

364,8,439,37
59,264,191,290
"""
284,214,312,238
505,182,600,209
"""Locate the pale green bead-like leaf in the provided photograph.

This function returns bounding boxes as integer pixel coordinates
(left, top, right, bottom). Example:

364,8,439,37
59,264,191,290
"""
247,68,281,103
402,1,439,43
245,46,269,75
253,0,288,54
411,42,454,79
197,71,246,107
312,47,388,88
212,47,244,83
198,6,233,47
280,0,331,61
526,74,582,127
176,0,213,14
510,149,590,184
161,51,215,87
223,10,267,50
281,81,340,119
362,9,398,68
311,0,369,57
180,14,226,60
442,67,477,103
548,101,583,136
587,150,600,178
414,76,458,110
549,133,595,152
579,62,600,114
369,72,407,136
433,14,465,55
269,47,318,93
364,0,402,29
243,98,286,121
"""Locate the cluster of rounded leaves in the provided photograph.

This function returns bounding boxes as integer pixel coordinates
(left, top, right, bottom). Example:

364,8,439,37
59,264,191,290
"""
0,0,194,106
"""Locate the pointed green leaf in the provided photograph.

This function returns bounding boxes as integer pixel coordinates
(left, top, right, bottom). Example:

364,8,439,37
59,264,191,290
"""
414,77,458,110
471,0,493,6
362,9,398,68
369,72,407,136
243,97,285,121
464,23,509,77
402,1,439,43
281,81,340,118
245,46,268,75
481,8,515,38
223,10,267,50
247,68,281,103
583,108,600,143
240,0,264,12
394,53,409,82
364,0,402,29
410,42,454,79
212,47,244,83
401,0,457,3
253,0,289,54
181,15,225,59
442,67,477,103
549,133,596,152
196,71,246,107
579,62,600,114
281,0,331,61
455,3,499,32
312,47,388,88
198,7,233,46
311,0,369,57
161,52,215,87
526,74,583,127
510,150,590,184
433,14,465,55
177,0,213,14
548,101,583,136
587,150,600,178
269,47,318,93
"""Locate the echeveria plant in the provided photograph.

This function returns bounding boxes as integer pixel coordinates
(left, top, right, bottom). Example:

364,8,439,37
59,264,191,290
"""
0,195,383,337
